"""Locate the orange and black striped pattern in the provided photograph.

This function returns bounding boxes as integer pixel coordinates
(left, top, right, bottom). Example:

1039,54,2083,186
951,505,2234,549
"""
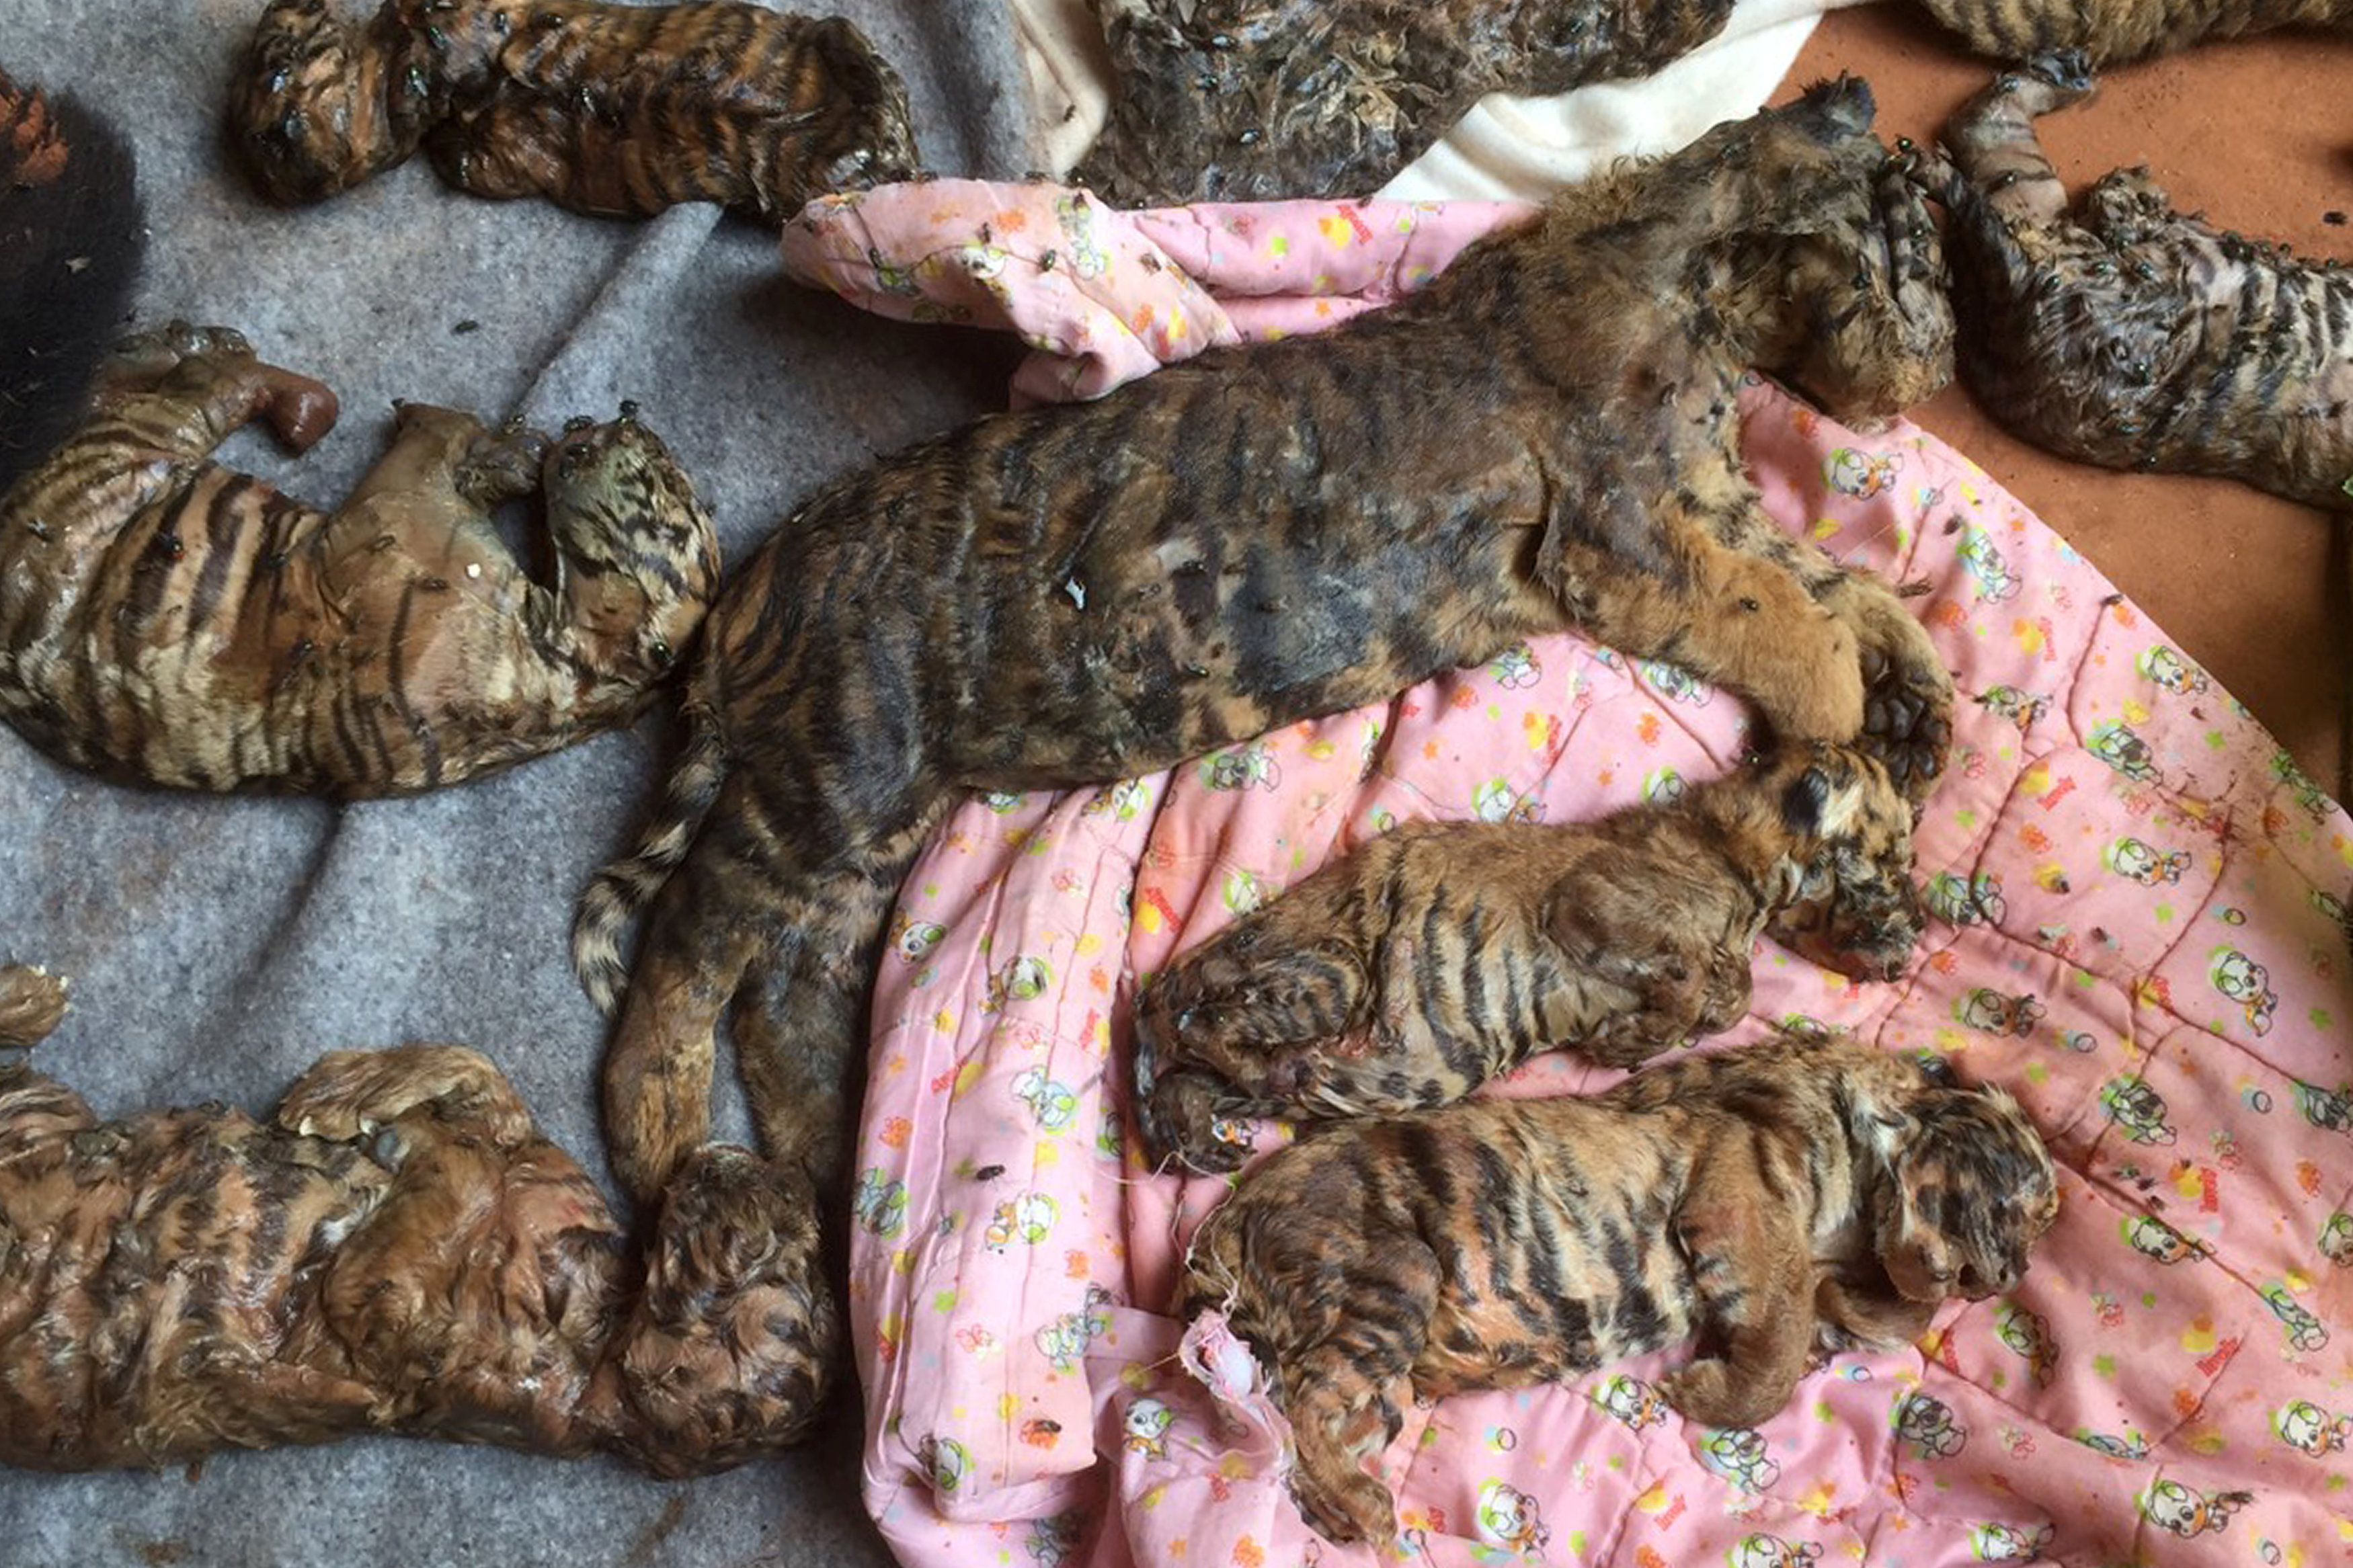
1922,55,2353,511
0,974,836,1473
1132,743,1925,1173
571,81,1960,1214
231,0,919,220
1916,0,2353,63
1078,0,1743,204
1178,1033,2060,1547
0,322,718,796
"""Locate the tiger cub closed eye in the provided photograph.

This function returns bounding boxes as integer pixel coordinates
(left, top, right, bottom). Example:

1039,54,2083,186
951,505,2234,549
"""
1176,1032,2060,1549
1918,53,2353,512
0,322,718,796
1133,742,1923,1172
231,0,920,221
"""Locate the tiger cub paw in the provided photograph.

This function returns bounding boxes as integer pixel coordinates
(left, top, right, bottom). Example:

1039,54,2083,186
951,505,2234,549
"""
276,1044,530,1147
1138,1068,1254,1174
1659,1358,1783,1432
96,321,255,393
0,963,69,1050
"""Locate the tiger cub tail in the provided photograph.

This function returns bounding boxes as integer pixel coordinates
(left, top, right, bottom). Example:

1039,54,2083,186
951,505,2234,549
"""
571,706,728,1016
0,69,145,498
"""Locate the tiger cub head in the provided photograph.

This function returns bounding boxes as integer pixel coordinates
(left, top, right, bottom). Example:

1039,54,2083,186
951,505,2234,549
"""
1857,1055,2060,1304
605,1145,839,1475
231,0,432,204
545,405,723,683
1671,76,1954,426
1755,743,1924,983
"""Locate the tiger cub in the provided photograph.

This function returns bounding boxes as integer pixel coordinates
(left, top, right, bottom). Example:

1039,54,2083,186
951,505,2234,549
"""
1177,1032,2060,1547
570,80,1958,1210
0,322,719,796
1132,743,1923,1172
231,0,919,221
1074,0,1739,204
1918,54,2353,511
1915,0,2352,64
0,965,835,1475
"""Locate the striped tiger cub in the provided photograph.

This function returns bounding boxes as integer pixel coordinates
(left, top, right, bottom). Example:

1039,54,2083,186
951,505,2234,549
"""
1075,0,1740,204
569,80,1958,1210
1915,0,2352,63
1177,1032,2060,1547
1919,54,2353,510
1131,743,1923,1173
231,0,920,220
0,963,835,1474
0,321,719,796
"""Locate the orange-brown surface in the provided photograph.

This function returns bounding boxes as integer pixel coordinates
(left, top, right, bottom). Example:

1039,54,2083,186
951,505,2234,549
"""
1781,10,2353,794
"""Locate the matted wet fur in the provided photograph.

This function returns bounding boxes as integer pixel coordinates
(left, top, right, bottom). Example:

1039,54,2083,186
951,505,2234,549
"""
0,323,718,796
1072,0,1738,204
0,69,145,498
573,79,1958,1213
1176,1032,2060,1547
1914,0,2353,64
1918,54,2353,511
1132,743,1924,1173
0,963,835,1475
231,0,919,220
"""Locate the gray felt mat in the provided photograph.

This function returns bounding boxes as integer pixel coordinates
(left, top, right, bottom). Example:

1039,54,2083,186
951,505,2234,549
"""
0,3,1041,1563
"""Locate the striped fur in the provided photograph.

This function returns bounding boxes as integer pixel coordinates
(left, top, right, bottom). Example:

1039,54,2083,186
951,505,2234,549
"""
229,0,919,220
0,69,145,499
1076,0,1739,204
1916,0,2353,63
1921,55,2353,510
0,971,836,1475
1177,1032,2060,1547
1132,743,1924,1173
575,80,1958,1211
0,323,718,796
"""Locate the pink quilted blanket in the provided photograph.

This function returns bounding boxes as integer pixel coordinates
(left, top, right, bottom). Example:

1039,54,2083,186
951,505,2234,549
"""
787,184,2353,1568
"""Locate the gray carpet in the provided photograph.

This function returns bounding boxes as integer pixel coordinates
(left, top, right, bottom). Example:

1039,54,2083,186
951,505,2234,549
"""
0,3,1040,1563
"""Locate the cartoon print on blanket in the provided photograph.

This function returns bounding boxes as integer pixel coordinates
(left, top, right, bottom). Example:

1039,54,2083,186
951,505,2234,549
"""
822,192,2353,1567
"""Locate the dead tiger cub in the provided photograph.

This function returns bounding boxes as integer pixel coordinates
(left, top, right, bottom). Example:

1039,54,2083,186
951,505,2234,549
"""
0,322,718,796
1075,0,1741,204
0,964,834,1475
573,79,1956,1210
1915,0,2352,65
1919,54,2353,510
1133,743,1923,1173
570,81,1956,1206
1178,1032,2059,1547
231,0,919,221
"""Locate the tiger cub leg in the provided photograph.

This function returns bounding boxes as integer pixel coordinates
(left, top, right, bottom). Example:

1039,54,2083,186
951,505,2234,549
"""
1588,531,1865,746
1801,570,1952,804
602,774,949,1204
1260,1247,1440,1549
90,321,338,456
274,1044,536,1150
1133,932,1378,1173
1657,1158,1814,1429
0,964,68,1049
1540,872,1750,1068
1944,52,2093,224
729,807,947,1205
425,98,581,209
